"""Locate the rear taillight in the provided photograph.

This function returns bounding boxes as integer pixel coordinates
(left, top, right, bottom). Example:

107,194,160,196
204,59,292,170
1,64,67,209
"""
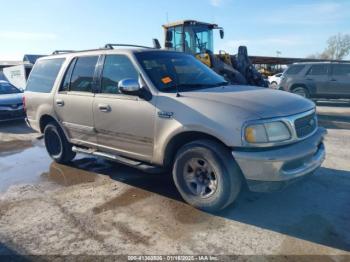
22,96,26,111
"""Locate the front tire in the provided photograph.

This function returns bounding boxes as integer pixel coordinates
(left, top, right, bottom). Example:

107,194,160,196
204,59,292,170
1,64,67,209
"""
172,140,242,212
44,122,76,164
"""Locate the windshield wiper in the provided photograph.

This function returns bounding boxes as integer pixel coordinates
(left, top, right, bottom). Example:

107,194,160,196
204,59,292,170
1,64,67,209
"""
162,82,229,92
161,84,202,92
183,82,230,88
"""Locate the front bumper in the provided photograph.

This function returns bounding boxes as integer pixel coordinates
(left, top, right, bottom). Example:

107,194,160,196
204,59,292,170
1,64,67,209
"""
232,127,326,192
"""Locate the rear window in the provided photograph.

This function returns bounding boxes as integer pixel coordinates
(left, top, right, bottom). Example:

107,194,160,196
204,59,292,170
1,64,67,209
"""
70,56,98,92
333,64,350,77
26,58,65,93
307,64,329,76
0,82,21,94
285,65,305,75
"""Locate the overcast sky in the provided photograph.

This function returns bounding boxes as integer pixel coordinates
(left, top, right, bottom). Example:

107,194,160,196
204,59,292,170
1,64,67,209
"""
0,0,349,60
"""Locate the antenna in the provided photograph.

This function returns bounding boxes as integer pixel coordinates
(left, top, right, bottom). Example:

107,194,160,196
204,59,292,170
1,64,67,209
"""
176,85,181,97
173,72,181,97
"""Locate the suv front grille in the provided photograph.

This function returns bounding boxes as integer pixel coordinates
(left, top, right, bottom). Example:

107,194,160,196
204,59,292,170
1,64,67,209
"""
294,112,317,138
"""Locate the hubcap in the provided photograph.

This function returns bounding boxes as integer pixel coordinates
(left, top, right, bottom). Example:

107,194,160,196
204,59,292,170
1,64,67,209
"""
183,158,218,198
293,89,306,97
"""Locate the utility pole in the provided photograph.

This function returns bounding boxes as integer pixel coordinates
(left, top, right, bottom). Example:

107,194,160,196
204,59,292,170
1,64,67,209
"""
276,51,282,71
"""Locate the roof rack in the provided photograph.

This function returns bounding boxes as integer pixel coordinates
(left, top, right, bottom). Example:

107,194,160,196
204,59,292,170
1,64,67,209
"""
51,43,154,56
52,50,76,55
104,43,153,49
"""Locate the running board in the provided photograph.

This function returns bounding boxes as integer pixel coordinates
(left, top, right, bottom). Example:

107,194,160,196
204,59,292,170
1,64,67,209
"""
72,146,165,174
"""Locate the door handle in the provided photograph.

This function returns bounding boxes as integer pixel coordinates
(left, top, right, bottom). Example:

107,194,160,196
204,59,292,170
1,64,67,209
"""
56,99,64,106
98,104,111,112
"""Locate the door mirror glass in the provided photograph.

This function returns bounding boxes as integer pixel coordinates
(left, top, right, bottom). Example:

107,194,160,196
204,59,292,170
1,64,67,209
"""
165,42,173,48
165,30,173,49
166,30,173,41
118,78,141,95
219,29,224,39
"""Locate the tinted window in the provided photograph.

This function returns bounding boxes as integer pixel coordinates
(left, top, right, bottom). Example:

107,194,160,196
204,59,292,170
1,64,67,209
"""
60,58,77,91
101,55,138,94
70,56,98,92
333,64,350,77
285,65,305,75
26,58,65,93
308,64,329,75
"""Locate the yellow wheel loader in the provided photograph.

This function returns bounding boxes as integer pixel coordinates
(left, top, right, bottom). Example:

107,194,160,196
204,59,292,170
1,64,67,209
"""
161,20,267,87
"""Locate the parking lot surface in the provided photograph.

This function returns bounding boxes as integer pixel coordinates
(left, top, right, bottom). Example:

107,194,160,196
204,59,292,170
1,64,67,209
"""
0,102,350,256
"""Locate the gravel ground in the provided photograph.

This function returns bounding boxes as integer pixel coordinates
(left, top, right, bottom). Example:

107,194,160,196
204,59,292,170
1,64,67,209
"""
0,105,349,258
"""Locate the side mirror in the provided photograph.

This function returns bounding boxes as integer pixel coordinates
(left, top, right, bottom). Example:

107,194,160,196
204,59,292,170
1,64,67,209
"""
166,30,173,42
118,79,141,95
165,42,173,48
219,29,224,39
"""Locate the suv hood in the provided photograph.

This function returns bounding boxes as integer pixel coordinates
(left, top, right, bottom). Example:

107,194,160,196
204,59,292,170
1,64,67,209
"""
0,93,23,105
185,85,315,119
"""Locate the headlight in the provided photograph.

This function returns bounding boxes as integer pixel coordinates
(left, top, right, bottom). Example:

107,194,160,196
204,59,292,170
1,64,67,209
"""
244,121,291,144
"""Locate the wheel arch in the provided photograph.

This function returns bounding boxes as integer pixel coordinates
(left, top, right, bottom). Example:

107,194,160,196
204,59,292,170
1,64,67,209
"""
39,115,57,133
39,115,70,141
162,131,229,169
290,83,315,95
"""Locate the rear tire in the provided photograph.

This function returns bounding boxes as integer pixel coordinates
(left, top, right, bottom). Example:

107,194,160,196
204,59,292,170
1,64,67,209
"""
292,86,309,98
172,140,242,212
44,122,76,164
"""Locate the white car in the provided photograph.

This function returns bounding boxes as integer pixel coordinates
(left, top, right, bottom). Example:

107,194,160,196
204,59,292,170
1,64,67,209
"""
268,73,283,89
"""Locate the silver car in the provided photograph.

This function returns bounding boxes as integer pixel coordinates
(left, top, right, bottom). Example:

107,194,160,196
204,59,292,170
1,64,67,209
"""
24,47,326,211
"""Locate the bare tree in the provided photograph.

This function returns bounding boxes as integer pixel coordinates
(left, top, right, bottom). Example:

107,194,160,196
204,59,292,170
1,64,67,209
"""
307,33,350,60
306,53,320,59
323,33,350,59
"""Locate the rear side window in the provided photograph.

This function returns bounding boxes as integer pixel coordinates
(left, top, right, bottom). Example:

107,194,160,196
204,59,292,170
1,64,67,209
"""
333,64,350,77
60,58,77,92
70,56,98,92
285,65,305,75
26,58,65,93
101,55,138,94
307,64,329,75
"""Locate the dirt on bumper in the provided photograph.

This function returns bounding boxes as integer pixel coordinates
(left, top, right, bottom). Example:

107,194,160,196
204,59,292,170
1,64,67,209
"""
233,128,327,192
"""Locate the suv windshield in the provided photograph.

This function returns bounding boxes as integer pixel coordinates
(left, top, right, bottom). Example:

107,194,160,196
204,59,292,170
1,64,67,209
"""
135,51,227,92
0,82,21,95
